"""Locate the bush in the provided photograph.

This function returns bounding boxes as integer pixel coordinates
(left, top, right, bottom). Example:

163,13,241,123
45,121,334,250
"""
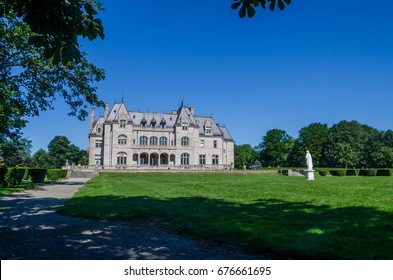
359,169,377,176
0,166,7,185
318,170,329,176
23,168,30,180
376,169,392,176
28,168,47,183
4,168,24,188
346,169,359,176
47,169,68,181
329,170,346,176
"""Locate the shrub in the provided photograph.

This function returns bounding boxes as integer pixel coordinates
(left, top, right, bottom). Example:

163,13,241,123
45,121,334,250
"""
47,169,68,181
23,168,30,180
318,170,329,176
0,166,7,185
329,170,346,176
346,169,359,176
28,168,47,183
376,169,392,176
4,168,24,188
359,169,377,176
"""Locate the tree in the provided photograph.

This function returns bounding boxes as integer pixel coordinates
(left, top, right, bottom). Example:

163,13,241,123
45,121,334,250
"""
258,129,294,167
287,123,329,167
0,15,105,160
324,121,380,168
231,0,291,18
0,137,32,166
234,144,259,169
0,0,104,64
31,149,51,169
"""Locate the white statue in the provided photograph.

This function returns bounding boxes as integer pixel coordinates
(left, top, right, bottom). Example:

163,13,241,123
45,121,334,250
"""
306,150,313,170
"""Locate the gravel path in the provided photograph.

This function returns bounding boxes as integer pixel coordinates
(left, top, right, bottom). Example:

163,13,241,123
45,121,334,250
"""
0,179,267,260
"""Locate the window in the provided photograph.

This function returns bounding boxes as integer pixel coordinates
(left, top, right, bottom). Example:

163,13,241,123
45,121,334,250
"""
200,140,205,148
182,122,188,131
118,135,127,145
95,140,102,148
205,126,212,134
212,155,219,165
160,136,168,146
150,136,158,146
199,155,206,165
94,155,101,165
181,136,189,146
120,119,126,128
140,136,148,145
97,127,102,134
117,152,127,165
213,140,218,148
181,153,190,165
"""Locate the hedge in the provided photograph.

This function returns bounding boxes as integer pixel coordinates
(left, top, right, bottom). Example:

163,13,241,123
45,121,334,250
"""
0,166,7,185
318,170,329,176
359,169,377,176
28,168,47,183
346,169,359,176
4,168,25,188
329,170,346,176
376,169,393,176
47,169,68,181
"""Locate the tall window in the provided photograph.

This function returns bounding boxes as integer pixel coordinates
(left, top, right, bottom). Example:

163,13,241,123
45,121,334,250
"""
213,140,218,148
160,136,168,146
118,135,127,145
120,120,126,128
212,155,219,165
181,153,190,165
200,140,205,148
95,140,102,148
199,155,206,165
140,136,148,145
117,152,127,165
94,155,101,165
181,136,189,146
150,136,158,146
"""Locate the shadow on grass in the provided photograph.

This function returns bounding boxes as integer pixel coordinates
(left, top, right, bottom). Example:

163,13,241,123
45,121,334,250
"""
61,195,393,260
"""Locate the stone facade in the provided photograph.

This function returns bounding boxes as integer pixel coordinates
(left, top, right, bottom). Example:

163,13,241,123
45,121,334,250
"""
88,102,234,170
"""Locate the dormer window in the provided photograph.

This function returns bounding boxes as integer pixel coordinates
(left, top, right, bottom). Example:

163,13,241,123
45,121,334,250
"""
182,122,188,131
141,117,147,127
204,120,212,134
151,117,157,127
97,126,102,134
120,120,126,128
160,118,167,128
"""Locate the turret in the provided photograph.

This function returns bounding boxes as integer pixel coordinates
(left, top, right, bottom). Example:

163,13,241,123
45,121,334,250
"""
104,103,109,120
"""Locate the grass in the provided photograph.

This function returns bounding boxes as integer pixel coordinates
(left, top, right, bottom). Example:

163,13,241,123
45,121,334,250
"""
60,172,393,259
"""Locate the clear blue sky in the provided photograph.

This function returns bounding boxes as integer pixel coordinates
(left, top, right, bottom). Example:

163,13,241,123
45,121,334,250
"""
24,0,393,153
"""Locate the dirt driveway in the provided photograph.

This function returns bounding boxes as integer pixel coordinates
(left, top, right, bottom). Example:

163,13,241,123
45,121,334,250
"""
0,179,265,260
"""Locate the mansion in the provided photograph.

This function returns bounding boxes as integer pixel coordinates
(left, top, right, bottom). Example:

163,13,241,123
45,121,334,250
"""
88,102,234,170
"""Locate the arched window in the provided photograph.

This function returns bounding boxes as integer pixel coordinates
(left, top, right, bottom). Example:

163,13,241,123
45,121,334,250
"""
117,152,127,165
140,136,148,145
150,137,158,146
181,153,190,165
181,136,189,146
159,136,168,146
118,135,127,145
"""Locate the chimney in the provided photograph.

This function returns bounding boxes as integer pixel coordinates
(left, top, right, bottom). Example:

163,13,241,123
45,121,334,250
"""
104,103,109,120
89,107,95,132
190,107,195,115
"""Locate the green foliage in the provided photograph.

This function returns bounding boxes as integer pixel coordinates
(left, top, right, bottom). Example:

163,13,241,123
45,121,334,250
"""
0,165,7,185
359,169,377,177
234,144,259,169
258,129,294,167
0,0,104,64
318,170,329,176
4,167,24,187
345,169,359,176
329,170,346,177
47,169,68,181
231,0,291,18
376,169,393,176
28,168,47,183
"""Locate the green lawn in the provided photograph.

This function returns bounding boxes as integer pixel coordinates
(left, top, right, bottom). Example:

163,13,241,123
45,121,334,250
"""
60,172,393,259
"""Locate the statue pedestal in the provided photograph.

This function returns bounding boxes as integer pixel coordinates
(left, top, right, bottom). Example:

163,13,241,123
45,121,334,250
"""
305,169,315,180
